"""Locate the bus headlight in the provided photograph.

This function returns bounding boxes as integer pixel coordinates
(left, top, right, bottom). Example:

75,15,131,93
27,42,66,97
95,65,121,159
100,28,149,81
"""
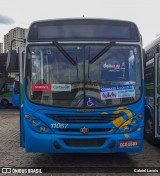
123,125,130,132
30,119,37,126
29,117,53,134
39,126,46,132
116,118,139,134
131,118,138,125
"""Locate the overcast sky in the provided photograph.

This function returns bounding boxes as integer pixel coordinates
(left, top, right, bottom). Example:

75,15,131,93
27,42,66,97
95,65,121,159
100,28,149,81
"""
0,0,160,47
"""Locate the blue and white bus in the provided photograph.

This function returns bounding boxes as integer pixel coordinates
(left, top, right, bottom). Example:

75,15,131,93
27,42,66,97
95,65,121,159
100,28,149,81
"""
9,18,144,153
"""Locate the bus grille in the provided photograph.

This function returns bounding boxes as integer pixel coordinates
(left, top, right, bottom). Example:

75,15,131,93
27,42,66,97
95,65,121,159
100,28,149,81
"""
46,114,119,124
58,128,111,132
63,138,105,147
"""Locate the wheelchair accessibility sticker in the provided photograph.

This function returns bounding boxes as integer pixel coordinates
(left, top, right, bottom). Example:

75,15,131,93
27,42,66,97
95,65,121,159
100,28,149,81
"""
100,84,135,100
85,97,96,107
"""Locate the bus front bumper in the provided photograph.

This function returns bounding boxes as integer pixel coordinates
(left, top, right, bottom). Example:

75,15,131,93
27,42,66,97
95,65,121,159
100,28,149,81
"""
25,127,144,153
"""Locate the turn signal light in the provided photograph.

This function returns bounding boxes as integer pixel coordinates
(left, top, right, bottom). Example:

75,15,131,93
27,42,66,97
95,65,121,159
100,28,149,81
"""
25,114,30,119
138,114,143,118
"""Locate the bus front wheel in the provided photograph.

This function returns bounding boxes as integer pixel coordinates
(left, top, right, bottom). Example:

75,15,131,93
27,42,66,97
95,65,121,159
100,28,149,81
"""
1,99,9,107
144,114,158,145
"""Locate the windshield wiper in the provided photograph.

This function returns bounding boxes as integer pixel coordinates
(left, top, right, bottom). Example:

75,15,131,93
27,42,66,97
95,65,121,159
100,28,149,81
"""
53,41,77,65
89,41,115,64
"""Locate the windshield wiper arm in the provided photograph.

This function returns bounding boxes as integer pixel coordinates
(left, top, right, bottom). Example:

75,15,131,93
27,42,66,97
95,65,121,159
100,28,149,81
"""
89,41,115,64
53,41,77,65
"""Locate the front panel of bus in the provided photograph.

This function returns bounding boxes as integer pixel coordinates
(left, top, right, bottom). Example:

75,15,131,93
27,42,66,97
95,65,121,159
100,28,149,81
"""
22,19,144,153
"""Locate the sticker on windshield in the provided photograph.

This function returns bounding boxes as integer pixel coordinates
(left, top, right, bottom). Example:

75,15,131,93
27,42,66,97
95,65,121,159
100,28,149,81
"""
32,84,51,91
52,84,71,92
32,84,71,92
85,97,96,107
100,85,135,100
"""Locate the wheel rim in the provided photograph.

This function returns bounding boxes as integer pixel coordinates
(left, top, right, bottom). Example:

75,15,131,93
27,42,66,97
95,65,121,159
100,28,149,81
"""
2,100,8,106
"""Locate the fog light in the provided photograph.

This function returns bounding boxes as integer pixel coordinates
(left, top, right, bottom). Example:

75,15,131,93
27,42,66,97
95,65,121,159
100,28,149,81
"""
39,126,46,132
132,118,138,125
30,119,37,126
123,125,130,132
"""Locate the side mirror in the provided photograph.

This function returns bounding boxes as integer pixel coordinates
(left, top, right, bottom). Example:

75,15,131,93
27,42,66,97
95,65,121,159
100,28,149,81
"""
6,50,17,72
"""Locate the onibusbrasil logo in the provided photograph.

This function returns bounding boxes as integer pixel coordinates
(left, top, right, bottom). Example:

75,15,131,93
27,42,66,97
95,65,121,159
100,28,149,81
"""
1,168,42,174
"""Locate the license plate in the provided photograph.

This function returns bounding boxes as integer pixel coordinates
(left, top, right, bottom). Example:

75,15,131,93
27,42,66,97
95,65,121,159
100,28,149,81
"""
119,140,138,147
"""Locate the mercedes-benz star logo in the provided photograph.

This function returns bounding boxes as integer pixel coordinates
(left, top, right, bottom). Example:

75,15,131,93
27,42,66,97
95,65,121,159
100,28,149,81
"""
80,126,89,134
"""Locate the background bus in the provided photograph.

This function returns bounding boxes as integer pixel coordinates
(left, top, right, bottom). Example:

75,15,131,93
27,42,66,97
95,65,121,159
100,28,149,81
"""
144,36,160,144
12,75,20,107
8,18,144,153
0,77,13,107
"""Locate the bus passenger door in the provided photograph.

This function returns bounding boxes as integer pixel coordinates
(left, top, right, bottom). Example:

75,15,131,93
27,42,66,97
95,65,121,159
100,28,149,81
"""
155,53,160,139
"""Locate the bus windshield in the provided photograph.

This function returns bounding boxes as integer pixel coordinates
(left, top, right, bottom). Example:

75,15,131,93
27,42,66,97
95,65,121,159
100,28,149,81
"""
26,43,142,108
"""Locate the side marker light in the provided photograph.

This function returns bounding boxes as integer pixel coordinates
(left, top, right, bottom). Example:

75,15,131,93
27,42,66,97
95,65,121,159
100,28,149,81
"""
25,114,30,119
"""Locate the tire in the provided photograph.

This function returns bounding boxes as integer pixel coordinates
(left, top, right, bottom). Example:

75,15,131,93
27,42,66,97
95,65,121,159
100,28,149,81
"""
1,99,9,107
144,112,159,145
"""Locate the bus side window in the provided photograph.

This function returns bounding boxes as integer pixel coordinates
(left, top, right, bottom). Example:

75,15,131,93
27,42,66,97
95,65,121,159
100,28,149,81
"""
4,84,8,92
14,81,20,94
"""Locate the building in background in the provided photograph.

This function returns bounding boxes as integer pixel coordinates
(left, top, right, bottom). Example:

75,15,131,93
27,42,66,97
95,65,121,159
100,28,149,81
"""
4,27,27,53
0,43,3,53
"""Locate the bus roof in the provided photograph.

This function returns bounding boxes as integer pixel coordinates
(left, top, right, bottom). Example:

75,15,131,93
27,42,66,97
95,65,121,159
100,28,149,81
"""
27,18,141,42
144,35,160,52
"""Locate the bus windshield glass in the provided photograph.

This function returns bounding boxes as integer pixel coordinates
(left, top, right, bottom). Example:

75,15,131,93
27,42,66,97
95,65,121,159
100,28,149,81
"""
26,43,142,108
